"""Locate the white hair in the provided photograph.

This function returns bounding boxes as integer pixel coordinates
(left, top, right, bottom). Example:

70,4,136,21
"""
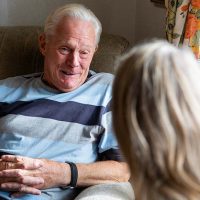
44,3,102,45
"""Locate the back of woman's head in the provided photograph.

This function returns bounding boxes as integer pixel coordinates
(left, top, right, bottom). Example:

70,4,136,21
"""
113,40,200,200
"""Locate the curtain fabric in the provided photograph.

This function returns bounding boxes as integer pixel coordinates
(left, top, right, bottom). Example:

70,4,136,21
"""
166,0,200,59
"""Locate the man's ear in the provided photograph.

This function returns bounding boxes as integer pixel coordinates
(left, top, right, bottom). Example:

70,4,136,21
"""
95,45,98,53
39,33,47,56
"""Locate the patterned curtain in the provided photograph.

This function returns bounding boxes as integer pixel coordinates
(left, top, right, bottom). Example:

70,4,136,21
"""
166,0,200,59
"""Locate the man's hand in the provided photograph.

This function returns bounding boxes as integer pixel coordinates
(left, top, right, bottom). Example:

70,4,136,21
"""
0,155,130,197
0,155,70,195
0,155,44,196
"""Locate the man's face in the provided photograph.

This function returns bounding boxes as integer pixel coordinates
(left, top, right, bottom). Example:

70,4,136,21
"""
39,17,97,92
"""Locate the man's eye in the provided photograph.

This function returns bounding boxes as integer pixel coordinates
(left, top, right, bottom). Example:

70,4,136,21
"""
59,47,71,54
81,51,88,55
80,51,89,58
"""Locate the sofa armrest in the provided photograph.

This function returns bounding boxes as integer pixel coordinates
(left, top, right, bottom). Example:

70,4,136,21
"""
74,182,134,200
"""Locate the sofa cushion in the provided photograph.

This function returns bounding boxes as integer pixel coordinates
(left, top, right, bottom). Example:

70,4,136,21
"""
74,182,134,200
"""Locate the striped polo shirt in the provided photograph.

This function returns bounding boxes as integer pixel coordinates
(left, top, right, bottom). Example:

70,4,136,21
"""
0,71,120,200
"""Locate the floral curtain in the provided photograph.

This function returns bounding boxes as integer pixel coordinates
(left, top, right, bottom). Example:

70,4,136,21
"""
166,0,200,59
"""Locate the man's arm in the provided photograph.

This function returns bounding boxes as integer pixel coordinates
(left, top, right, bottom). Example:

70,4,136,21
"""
76,160,129,186
0,155,130,195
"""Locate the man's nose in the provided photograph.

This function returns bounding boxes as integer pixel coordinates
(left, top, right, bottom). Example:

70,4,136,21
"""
69,52,79,67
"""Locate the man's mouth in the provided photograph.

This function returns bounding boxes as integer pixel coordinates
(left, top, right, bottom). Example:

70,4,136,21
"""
61,70,77,76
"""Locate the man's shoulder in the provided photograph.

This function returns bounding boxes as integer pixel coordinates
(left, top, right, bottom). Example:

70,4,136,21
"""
21,72,42,79
0,72,42,91
88,70,114,84
0,72,42,82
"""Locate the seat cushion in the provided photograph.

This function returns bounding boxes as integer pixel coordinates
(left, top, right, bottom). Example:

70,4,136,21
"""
74,182,134,200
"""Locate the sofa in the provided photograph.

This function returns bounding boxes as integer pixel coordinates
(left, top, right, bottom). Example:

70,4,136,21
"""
0,26,134,200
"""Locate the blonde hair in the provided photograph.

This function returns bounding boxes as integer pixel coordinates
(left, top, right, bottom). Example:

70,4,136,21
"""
44,3,102,45
113,40,200,200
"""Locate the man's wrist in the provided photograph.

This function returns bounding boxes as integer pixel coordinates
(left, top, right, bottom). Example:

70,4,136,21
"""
60,162,78,189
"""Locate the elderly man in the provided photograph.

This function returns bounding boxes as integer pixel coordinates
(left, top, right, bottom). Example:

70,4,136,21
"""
0,3,130,200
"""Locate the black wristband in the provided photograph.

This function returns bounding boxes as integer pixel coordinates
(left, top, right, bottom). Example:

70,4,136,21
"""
61,161,78,189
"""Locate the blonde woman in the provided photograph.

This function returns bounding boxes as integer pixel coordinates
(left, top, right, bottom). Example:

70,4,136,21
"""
112,40,200,200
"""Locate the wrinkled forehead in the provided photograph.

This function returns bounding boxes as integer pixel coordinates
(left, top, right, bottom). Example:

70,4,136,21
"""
50,17,97,46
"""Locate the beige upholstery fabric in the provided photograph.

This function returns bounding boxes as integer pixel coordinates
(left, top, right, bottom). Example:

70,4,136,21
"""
75,182,134,200
0,26,129,79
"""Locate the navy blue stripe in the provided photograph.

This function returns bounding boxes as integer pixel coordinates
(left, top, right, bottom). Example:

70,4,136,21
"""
99,148,124,162
104,100,111,113
0,99,106,126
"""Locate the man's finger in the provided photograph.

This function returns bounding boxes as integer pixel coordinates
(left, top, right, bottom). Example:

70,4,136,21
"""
0,169,25,177
1,155,43,169
19,176,44,186
1,155,22,162
0,161,24,171
0,169,44,186
1,182,41,195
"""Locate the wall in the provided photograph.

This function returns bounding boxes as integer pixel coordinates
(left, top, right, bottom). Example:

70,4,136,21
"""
0,0,165,44
135,0,166,43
